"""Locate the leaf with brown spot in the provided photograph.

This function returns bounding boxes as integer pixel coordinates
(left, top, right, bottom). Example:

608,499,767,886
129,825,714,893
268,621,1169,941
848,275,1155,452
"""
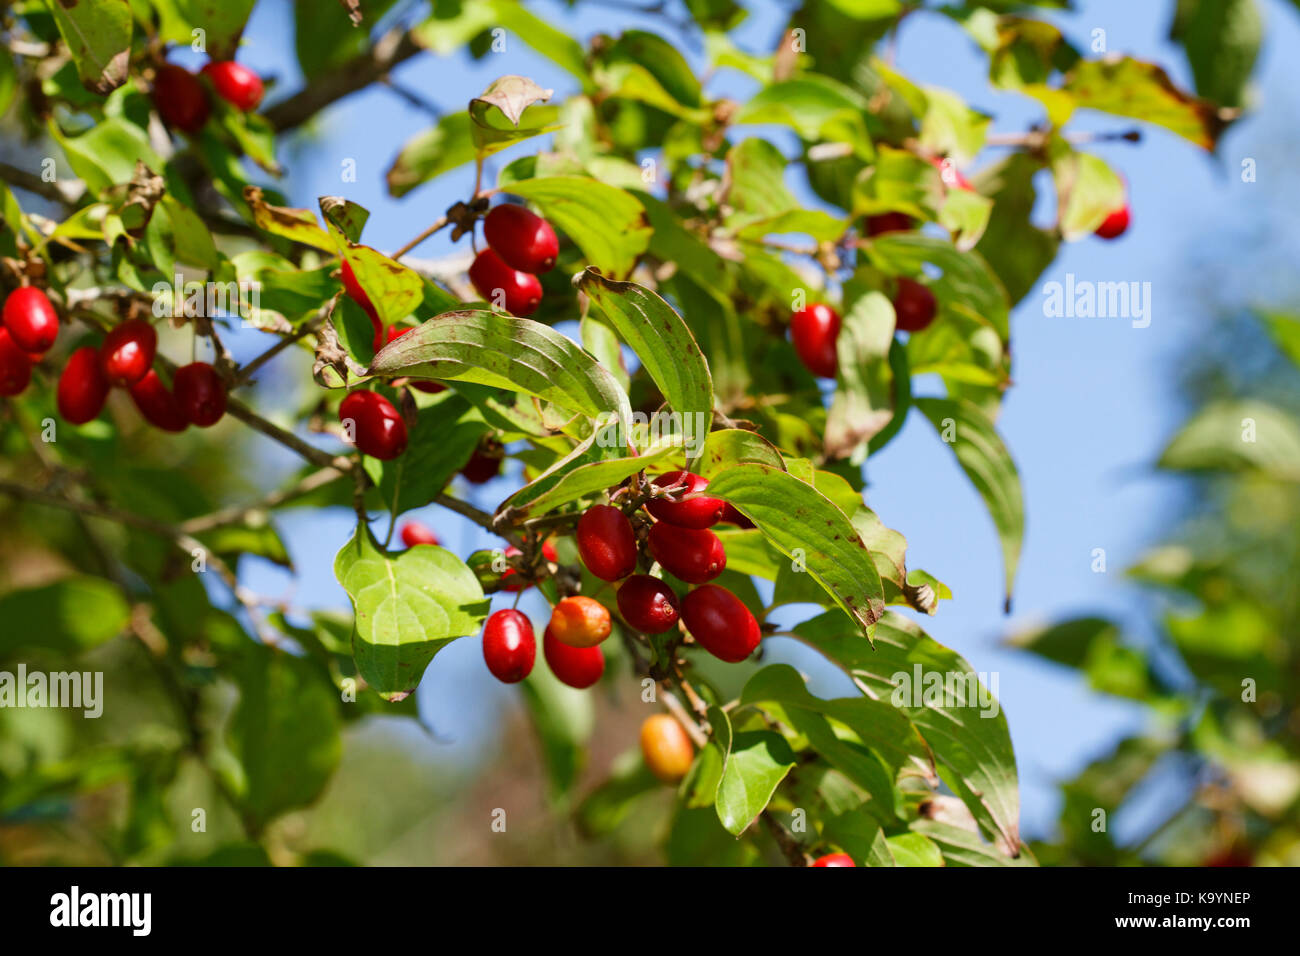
244,186,335,252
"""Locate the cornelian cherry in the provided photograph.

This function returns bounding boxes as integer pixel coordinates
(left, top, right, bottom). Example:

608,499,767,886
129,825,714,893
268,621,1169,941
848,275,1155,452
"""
201,61,264,112
648,523,726,585
500,540,559,592
400,522,440,548
0,329,32,396
461,446,503,484
576,504,638,581
681,584,761,663
646,471,725,529
543,625,604,689
101,320,157,387
548,595,611,648
482,609,536,684
483,204,559,274
812,853,855,867
1095,204,1130,240
892,278,937,333
153,64,211,133
173,362,226,427
339,390,407,460
128,370,188,432
468,249,543,317
57,346,110,424
617,575,680,634
865,212,914,237
791,303,840,379
640,714,695,784
3,287,59,354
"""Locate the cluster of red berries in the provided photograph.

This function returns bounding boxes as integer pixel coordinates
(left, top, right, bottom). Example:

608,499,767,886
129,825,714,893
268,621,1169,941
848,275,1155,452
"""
472,469,759,691
152,59,264,134
2,288,222,430
468,204,558,317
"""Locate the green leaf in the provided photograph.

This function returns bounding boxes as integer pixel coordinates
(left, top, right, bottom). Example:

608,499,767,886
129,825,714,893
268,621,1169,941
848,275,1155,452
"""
294,0,401,79
971,153,1060,306
826,287,897,461
501,442,679,519
1062,56,1228,150
226,644,342,827
795,610,1022,855
1170,0,1262,110
42,0,132,94
575,750,660,836
867,234,1010,340
606,29,702,109
0,577,130,654
682,704,730,809
333,525,489,700
339,244,424,328
1157,399,1300,480
386,113,479,198
1051,143,1126,240
915,397,1024,609
469,75,562,157
50,117,161,195
243,187,336,252
506,177,651,278
576,269,713,462
368,310,632,440
155,0,255,59
484,0,590,83
705,463,885,637
697,428,785,478
715,731,797,836
911,821,1036,867
0,48,17,118
365,392,490,517
735,76,873,158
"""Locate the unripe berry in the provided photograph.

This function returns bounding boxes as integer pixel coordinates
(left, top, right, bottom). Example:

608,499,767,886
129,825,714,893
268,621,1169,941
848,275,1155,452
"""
385,326,445,393
400,521,440,548
201,61,264,112
648,522,726,585
484,204,559,274
0,329,32,396
339,390,407,460
153,64,211,133
468,248,543,317
681,584,761,663
865,212,914,237
640,714,694,784
617,574,680,634
1095,204,1130,240
461,446,503,484
812,853,855,867
128,370,188,432
576,504,637,581
173,362,226,427
790,303,840,379
892,278,937,333
3,287,59,354
57,346,110,424
646,470,725,529
482,609,536,684
101,319,157,387
543,624,604,689
549,595,612,648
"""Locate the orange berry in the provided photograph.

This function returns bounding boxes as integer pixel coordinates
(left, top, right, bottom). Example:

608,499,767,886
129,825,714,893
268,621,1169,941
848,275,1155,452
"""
640,714,694,784
548,595,612,648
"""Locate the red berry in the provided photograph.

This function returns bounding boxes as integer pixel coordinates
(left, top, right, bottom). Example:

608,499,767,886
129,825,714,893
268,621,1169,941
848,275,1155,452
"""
648,522,726,585
576,504,638,581
483,204,559,274
482,609,536,684
646,471,726,529
930,156,972,191
1095,204,1130,240
201,61,264,112
865,212,913,237
153,64,211,133
790,303,840,379
0,329,32,396
3,287,59,354
812,853,855,867
400,522,440,548
173,362,226,427
386,326,445,394
101,319,157,387
892,278,937,333
461,447,503,484
543,624,604,689
719,503,754,529
128,369,188,432
681,584,761,663
617,574,680,634
340,260,385,350
468,249,543,317
339,390,407,460
57,346,110,424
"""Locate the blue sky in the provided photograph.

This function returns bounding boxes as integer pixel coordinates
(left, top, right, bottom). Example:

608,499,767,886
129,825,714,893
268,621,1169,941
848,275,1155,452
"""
207,0,1300,841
